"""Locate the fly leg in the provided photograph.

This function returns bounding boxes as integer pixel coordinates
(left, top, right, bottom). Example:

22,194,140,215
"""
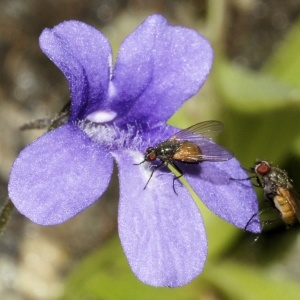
143,161,165,190
265,193,277,209
170,162,184,196
244,207,271,231
245,206,279,235
230,175,264,188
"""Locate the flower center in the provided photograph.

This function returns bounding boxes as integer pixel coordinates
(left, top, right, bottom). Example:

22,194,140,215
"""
78,121,144,152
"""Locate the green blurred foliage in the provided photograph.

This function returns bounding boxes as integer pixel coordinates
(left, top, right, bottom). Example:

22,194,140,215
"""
214,56,300,165
263,18,300,87
204,261,300,300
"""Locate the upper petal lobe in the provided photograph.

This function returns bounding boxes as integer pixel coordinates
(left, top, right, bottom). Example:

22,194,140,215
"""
112,15,213,126
39,21,112,120
9,124,113,225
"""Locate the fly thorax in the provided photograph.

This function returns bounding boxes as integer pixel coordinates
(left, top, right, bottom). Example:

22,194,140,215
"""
155,141,181,161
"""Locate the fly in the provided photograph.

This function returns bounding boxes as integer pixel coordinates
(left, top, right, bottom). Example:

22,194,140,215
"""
242,160,300,229
136,120,233,194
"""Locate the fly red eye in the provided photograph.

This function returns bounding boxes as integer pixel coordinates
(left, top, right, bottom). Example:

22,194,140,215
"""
145,147,157,161
148,152,156,161
147,151,157,161
256,162,270,175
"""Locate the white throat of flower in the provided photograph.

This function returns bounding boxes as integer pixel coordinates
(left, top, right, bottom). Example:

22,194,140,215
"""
78,120,144,152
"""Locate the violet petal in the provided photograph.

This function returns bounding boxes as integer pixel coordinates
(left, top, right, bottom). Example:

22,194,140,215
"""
112,15,213,126
113,150,207,287
39,21,112,120
182,159,260,233
8,124,113,225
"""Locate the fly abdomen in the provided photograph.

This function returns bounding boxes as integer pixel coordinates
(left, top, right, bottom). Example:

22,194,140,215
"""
273,188,298,226
173,141,202,163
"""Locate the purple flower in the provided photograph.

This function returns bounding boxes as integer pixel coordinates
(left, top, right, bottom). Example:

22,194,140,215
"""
8,15,259,287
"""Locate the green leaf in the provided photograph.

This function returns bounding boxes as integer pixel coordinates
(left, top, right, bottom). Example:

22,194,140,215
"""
262,18,300,158
263,18,300,87
213,57,300,165
189,186,241,260
213,57,300,113
203,209,241,261
203,261,300,300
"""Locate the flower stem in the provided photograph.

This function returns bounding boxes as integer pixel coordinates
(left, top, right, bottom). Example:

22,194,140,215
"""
206,0,228,52
0,197,15,235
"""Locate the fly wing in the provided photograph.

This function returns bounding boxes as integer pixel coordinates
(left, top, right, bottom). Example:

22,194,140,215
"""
170,120,224,141
282,187,300,223
181,140,233,162
170,121,233,161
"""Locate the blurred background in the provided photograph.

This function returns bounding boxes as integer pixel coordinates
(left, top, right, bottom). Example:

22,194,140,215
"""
1,0,300,299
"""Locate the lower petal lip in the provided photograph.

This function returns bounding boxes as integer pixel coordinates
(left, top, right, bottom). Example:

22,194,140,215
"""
113,150,207,287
